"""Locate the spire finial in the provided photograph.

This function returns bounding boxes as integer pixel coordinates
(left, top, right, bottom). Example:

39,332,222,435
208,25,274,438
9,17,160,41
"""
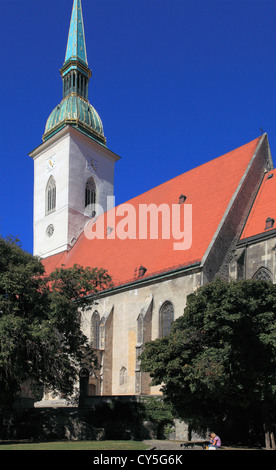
60,0,91,100
65,0,88,65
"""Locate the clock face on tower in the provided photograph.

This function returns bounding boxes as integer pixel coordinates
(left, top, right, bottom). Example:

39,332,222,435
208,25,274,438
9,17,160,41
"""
87,157,98,173
46,224,54,237
47,156,56,172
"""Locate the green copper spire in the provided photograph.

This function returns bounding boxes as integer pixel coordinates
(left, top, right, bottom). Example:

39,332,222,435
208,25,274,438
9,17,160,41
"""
43,0,106,145
60,0,92,101
65,0,88,65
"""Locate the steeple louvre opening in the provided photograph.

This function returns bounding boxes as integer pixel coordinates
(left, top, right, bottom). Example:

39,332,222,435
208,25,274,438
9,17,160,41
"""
62,69,89,100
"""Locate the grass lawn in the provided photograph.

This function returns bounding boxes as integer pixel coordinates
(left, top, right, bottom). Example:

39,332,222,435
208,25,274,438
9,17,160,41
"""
0,440,151,451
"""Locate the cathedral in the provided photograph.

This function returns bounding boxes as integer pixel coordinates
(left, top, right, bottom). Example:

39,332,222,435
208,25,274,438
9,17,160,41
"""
30,0,276,404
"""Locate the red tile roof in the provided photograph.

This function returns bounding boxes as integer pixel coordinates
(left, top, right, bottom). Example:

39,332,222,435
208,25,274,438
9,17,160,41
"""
240,168,276,240
43,137,262,287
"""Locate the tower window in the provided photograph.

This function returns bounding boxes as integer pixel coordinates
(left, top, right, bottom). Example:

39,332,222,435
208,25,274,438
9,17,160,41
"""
46,176,56,215
85,178,96,216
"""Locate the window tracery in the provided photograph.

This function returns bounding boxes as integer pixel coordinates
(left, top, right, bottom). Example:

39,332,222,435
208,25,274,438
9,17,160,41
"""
46,176,56,215
85,177,96,216
252,267,272,282
91,310,100,348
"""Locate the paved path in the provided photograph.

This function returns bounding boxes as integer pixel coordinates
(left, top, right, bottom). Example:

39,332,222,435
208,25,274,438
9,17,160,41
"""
143,440,265,451
143,440,200,451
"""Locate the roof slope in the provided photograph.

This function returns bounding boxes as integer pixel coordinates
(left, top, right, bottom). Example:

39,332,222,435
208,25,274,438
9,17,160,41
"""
43,137,262,287
240,168,276,240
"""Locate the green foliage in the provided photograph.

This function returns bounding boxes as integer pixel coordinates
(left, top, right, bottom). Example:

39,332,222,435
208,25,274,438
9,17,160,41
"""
140,277,276,436
141,396,173,423
85,397,173,440
0,236,113,412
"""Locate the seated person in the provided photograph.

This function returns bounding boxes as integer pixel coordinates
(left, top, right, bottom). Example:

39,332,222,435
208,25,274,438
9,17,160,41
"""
207,432,221,450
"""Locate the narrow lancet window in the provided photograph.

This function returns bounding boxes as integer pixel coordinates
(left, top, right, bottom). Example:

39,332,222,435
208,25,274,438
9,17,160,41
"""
91,311,100,349
46,176,56,215
85,178,96,216
159,301,174,337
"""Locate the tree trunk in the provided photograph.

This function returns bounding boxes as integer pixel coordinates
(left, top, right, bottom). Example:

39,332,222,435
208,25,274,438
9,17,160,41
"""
270,431,276,450
264,428,271,449
263,423,276,450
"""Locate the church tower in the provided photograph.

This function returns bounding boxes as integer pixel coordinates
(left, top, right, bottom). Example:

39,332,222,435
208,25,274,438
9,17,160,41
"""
30,0,120,258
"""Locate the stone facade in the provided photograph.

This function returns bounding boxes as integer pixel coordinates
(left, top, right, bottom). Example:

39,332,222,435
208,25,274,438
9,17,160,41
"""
81,268,202,396
230,232,276,282
79,135,270,398
33,133,275,406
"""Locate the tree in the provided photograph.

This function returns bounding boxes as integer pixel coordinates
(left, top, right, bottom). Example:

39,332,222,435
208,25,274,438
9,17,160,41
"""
140,277,276,449
0,236,112,415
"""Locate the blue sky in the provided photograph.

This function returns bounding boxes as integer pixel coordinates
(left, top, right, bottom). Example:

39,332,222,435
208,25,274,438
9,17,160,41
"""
1,0,276,254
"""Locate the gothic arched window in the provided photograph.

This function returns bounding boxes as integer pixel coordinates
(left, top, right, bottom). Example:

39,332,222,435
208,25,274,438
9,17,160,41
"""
85,178,96,216
159,301,174,338
252,267,272,282
91,311,100,349
99,316,105,350
46,176,56,215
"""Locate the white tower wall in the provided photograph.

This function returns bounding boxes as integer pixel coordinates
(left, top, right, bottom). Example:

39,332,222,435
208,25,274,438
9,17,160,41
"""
30,126,120,259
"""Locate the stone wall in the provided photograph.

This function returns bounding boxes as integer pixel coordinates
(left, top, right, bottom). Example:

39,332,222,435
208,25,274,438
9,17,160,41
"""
81,268,202,396
3,396,181,442
230,233,276,282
